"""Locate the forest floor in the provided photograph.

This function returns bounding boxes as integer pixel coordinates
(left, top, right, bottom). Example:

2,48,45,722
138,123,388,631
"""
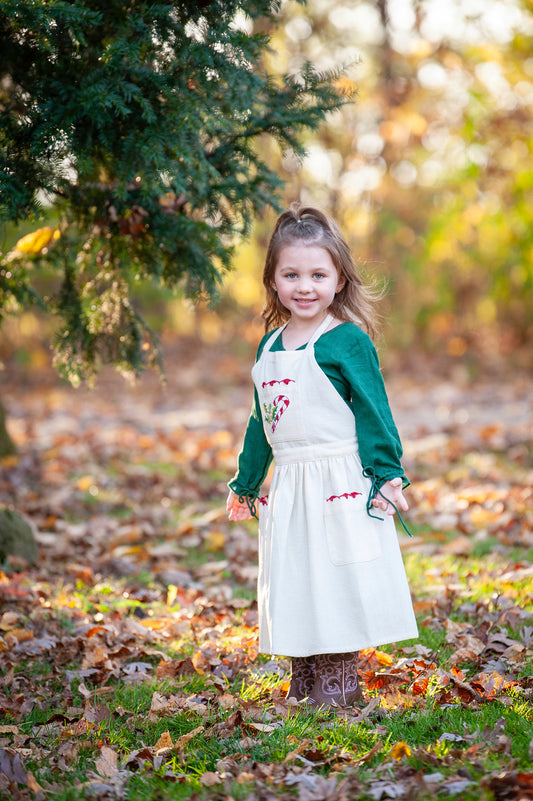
0,338,532,801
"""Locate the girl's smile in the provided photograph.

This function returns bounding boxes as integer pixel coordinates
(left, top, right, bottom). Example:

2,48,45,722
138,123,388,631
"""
272,245,345,328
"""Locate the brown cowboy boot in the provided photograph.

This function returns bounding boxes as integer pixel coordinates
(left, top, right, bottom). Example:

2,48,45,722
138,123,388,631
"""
287,656,316,701
308,652,362,708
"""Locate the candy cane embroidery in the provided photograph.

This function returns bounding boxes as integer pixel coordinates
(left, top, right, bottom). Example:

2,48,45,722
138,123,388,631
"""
262,379,295,388
263,394,290,432
259,495,269,506
326,492,363,502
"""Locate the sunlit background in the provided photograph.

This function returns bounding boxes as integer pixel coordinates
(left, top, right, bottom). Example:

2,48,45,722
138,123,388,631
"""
224,0,533,373
2,0,533,375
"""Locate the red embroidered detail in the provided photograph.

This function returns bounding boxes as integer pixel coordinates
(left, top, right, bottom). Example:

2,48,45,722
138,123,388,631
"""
326,492,363,502
262,378,295,388
263,394,290,432
259,495,269,506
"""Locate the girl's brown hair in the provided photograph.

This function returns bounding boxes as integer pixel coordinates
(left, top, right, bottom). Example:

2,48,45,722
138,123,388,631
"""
262,206,381,338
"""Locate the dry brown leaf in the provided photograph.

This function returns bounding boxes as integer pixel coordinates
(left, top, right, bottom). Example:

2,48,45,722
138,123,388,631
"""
246,722,276,733
0,726,19,735
150,691,179,713
442,535,473,554
6,628,34,644
95,746,119,778
353,740,383,765
218,693,238,711
0,612,19,630
237,771,255,784
238,736,257,749
448,636,485,665
471,671,507,697
83,703,113,723
283,739,312,763
174,725,204,751
184,698,209,715
26,771,44,792
0,748,27,783
156,657,196,680
199,771,222,786
153,731,173,752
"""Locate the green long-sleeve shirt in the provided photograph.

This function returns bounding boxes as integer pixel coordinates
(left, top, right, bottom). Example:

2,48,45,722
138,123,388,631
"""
229,322,408,504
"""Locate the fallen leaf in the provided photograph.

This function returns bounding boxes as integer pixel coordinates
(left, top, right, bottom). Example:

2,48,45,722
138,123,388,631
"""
353,740,383,765
369,779,406,799
389,741,411,760
26,771,44,792
200,771,222,786
174,725,204,751
153,731,173,752
95,746,119,778
246,722,276,733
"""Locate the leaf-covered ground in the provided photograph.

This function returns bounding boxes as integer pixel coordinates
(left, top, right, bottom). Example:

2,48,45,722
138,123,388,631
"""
0,341,532,801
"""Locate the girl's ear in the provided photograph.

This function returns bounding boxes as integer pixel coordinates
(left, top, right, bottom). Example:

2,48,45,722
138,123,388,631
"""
336,275,346,293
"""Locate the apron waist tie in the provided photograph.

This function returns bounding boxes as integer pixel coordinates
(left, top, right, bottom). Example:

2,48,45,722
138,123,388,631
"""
273,438,357,465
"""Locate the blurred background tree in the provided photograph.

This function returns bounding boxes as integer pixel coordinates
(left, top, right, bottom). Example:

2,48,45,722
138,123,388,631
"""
2,0,533,415
226,0,533,373
0,0,346,391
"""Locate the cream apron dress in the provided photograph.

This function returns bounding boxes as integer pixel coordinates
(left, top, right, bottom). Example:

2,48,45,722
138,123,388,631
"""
252,314,418,657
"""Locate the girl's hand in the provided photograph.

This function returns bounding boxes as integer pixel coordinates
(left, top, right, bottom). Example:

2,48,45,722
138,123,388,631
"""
372,477,409,516
227,490,253,521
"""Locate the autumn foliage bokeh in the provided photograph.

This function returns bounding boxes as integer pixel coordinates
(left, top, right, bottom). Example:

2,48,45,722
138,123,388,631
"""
2,1,533,379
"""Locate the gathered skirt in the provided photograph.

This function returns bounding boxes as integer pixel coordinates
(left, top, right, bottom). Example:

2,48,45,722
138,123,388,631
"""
257,439,418,657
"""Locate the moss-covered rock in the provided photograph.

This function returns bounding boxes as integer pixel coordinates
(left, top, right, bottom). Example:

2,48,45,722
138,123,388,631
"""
0,508,39,564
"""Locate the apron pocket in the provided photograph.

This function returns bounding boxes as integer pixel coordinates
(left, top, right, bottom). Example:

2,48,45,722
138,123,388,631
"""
324,495,382,565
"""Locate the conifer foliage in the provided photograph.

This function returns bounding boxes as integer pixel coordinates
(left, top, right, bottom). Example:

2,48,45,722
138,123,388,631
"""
0,0,345,382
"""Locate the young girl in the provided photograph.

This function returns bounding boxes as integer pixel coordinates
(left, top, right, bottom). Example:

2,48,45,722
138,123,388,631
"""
227,206,418,709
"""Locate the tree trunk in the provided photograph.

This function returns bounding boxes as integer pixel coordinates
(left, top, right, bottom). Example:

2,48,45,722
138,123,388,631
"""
0,399,16,457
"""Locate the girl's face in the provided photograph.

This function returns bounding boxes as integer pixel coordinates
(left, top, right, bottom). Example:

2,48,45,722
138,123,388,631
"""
272,245,345,326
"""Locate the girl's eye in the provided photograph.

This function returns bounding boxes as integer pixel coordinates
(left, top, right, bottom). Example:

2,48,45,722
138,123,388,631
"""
284,272,297,279
313,272,326,279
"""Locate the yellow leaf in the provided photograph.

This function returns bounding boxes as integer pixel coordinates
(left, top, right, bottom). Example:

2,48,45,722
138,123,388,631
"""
167,584,178,606
191,649,210,675
0,455,20,468
14,226,60,255
205,529,225,552
139,617,169,631
390,741,411,760
76,475,94,491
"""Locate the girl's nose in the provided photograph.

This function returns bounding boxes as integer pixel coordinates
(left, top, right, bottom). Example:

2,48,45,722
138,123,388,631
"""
297,278,312,293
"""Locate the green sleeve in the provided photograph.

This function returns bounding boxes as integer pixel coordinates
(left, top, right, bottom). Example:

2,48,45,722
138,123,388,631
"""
228,389,273,504
336,326,408,491
228,333,274,511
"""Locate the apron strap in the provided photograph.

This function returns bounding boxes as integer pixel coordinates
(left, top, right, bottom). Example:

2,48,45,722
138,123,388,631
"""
263,313,333,355
262,323,288,354
306,314,334,349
